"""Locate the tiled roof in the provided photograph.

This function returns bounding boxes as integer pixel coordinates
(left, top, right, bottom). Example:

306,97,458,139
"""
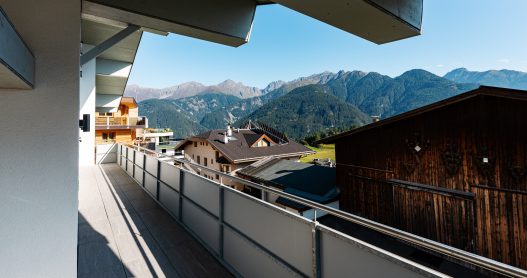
238,158,339,211
178,129,314,163
319,86,527,144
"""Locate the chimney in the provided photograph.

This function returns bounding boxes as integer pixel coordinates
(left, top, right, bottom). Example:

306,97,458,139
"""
227,124,232,137
223,133,229,144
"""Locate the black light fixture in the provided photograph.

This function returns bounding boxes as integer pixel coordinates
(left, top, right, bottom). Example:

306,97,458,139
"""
79,114,90,132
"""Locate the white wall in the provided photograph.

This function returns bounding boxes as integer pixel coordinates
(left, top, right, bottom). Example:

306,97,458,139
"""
79,44,96,166
0,0,80,277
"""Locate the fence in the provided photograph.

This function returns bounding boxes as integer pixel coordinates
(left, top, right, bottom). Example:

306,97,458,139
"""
117,144,527,278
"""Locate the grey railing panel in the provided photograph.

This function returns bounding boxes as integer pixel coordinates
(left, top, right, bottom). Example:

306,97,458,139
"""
159,182,179,217
182,199,219,253
223,227,300,278
183,174,219,217
145,155,158,177
120,148,126,170
160,163,180,191
117,144,527,278
134,165,143,185
223,189,313,276
135,151,144,168
127,160,134,176
144,173,157,197
319,227,432,278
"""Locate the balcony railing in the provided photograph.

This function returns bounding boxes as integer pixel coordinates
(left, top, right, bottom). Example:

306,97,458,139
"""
117,143,527,278
95,116,146,129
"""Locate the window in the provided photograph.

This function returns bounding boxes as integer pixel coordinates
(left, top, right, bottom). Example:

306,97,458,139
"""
204,157,208,167
215,151,219,159
109,132,115,140
215,174,219,180
197,156,201,164
257,138,271,147
102,133,108,140
194,141,197,147
99,112,113,117
211,158,214,165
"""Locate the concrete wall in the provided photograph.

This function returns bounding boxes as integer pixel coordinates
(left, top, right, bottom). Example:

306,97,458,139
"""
0,0,80,277
80,44,96,166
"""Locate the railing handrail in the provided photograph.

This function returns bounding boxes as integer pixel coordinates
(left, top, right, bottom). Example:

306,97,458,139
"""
121,143,527,278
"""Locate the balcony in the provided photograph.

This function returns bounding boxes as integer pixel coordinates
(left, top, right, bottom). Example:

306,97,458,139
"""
96,116,147,130
81,143,527,278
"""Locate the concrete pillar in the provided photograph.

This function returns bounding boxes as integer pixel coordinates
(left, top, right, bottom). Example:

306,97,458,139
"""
0,0,80,277
79,44,96,166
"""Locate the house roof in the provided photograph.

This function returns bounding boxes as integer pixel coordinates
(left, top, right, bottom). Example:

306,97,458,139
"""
177,128,314,164
120,97,138,108
238,158,339,211
319,86,527,144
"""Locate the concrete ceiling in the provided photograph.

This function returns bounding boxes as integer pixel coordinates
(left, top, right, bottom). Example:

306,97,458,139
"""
81,19,142,63
81,17,142,110
82,0,423,46
272,0,423,44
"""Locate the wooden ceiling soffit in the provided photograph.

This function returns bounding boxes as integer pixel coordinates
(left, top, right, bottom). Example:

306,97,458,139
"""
82,0,256,47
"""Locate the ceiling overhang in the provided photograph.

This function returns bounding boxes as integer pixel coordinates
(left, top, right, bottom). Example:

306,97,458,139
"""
82,0,256,47
81,17,143,111
0,7,34,89
271,0,423,44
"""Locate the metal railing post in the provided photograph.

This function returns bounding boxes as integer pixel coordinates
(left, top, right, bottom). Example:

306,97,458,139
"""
125,147,128,171
142,154,146,187
156,160,161,200
312,221,321,278
178,170,185,222
132,149,136,178
219,186,225,258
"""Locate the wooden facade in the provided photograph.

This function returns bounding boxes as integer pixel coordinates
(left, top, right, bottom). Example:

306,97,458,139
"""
95,129,136,144
326,86,527,270
95,97,142,144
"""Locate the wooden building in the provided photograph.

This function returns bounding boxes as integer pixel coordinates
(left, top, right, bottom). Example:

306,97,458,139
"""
175,122,314,188
95,97,146,144
321,86,527,270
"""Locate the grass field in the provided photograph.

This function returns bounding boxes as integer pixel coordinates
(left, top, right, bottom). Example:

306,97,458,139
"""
300,144,335,163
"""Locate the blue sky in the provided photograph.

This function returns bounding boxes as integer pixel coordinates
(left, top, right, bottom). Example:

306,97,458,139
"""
128,0,527,89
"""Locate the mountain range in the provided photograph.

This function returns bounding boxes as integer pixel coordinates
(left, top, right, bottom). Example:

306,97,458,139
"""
126,79,265,101
129,68,527,139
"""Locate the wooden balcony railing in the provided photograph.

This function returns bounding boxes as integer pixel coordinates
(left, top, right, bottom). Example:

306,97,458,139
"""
95,116,146,129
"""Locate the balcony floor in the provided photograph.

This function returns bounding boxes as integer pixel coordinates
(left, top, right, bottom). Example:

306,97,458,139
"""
78,164,232,278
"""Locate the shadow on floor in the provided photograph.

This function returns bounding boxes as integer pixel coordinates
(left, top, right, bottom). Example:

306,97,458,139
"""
78,213,131,277
78,164,232,278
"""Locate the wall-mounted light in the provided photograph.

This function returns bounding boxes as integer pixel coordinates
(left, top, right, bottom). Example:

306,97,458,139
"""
79,114,90,132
